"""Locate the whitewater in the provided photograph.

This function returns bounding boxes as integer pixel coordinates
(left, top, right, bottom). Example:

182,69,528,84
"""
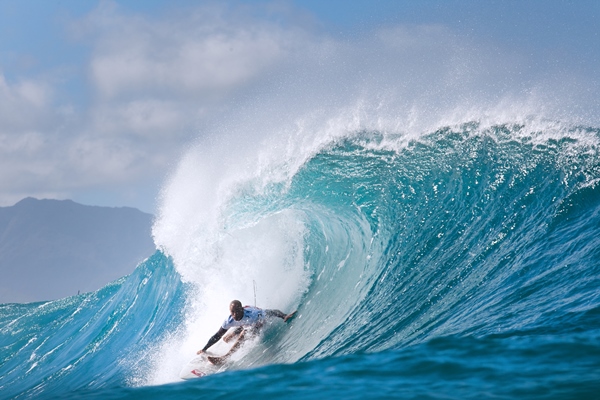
1,106,599,399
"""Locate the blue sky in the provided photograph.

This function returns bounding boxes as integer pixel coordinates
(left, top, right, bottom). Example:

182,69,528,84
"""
0,0,598,213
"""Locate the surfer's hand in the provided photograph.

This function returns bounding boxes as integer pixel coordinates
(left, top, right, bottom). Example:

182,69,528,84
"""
283,311,297,322
196,349,204,355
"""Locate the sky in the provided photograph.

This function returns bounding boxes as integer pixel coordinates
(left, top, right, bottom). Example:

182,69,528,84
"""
0,0,598,213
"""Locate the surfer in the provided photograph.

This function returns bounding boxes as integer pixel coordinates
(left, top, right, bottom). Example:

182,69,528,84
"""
197,300,296,365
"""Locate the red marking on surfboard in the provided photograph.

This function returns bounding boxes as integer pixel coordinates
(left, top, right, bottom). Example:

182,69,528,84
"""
191,369,206,377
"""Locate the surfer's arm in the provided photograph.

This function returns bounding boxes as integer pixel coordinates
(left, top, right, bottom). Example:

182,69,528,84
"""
266,309,297,322
197,327,227,354
265,309,286,318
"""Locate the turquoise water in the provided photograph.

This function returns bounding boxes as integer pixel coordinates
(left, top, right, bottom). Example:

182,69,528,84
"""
1,121,600,399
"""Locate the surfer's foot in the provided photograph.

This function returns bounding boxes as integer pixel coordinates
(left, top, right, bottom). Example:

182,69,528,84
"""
207,356,226,366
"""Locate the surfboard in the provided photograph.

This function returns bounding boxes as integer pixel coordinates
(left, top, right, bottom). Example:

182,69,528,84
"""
179,353,221,380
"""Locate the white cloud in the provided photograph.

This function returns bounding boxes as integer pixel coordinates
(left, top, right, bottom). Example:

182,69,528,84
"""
85,2,300,100
0,73,55,131
89,99,184,137
0,2,319,210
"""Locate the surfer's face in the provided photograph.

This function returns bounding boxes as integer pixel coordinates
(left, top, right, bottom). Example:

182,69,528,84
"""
230,304,244,321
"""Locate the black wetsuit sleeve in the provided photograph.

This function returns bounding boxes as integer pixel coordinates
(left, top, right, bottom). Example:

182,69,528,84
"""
202,327,227,351
265,309,286,319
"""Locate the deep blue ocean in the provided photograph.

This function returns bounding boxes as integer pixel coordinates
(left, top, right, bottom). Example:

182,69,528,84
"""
1,121,600,399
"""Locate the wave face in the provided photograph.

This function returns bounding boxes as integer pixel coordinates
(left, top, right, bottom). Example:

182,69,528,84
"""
0,253,187,398
2,121,600,399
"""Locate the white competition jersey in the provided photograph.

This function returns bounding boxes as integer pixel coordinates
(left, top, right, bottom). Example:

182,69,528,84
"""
221,306,265,330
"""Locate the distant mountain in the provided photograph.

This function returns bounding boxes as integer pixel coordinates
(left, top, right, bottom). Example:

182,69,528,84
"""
0,198,156,303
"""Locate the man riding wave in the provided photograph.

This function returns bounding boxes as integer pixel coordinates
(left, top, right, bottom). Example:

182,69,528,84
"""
197,300,296,365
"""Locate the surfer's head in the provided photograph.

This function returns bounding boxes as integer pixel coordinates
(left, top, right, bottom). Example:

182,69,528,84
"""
230,300,244,321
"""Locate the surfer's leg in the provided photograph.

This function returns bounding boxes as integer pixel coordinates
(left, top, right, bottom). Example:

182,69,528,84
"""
223,327,243,343
208,329,247,365
224,329,246,356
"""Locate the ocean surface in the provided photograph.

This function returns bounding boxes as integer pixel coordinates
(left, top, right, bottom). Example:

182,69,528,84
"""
1,120,600,399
